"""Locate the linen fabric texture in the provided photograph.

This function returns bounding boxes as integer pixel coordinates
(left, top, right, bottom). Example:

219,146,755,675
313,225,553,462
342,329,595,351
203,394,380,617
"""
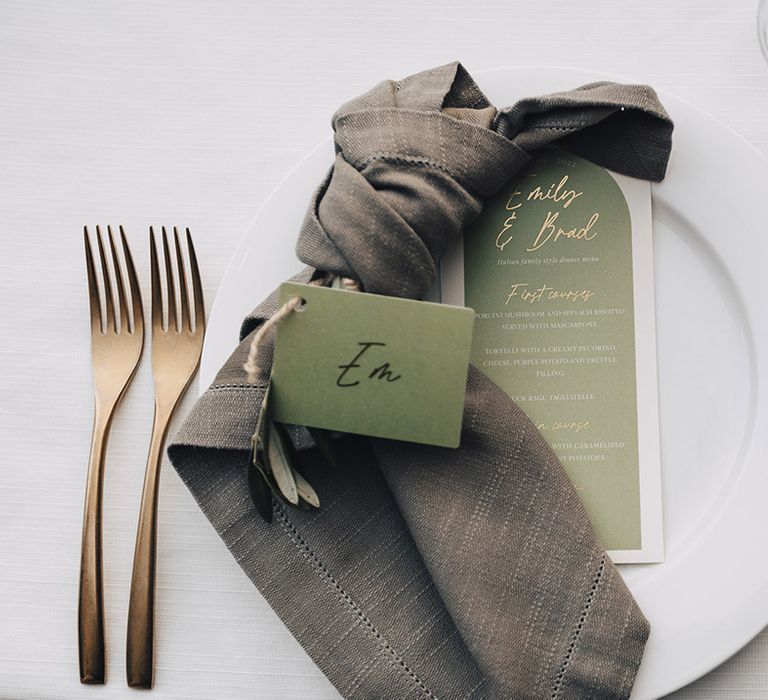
168,62,673,699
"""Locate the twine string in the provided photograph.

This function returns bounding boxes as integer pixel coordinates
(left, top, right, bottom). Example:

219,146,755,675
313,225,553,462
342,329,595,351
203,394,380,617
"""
243,273,361,383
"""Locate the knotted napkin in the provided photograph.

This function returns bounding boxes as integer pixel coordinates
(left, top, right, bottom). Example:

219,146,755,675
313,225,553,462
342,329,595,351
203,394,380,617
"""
169,62,672,699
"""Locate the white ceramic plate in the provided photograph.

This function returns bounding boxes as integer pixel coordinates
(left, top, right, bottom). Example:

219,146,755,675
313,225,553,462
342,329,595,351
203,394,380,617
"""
200,67,768,699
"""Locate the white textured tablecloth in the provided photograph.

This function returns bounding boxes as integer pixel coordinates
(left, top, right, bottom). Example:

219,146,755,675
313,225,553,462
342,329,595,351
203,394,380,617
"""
1,1,767,698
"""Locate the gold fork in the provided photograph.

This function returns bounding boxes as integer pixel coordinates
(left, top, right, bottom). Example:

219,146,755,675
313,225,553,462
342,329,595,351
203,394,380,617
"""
126,226,205,688
80,225,144,684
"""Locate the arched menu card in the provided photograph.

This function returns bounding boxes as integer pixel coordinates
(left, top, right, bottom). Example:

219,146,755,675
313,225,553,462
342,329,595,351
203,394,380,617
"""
442,147,664,563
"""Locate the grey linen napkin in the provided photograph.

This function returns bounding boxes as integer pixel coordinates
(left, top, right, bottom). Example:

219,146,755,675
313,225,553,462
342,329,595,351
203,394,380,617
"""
169,62,673,699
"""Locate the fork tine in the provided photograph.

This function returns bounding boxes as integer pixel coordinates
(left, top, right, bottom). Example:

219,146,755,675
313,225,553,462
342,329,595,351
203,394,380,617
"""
185,228,205,333
95,226,116,333
161,227,177,332
173,227,191,332
84,227,102,334
119,226,143,335
107,226,130,333
149,227,163,330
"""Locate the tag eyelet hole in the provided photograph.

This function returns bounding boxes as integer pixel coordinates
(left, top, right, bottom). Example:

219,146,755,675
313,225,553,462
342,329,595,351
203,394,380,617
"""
295,297,307,312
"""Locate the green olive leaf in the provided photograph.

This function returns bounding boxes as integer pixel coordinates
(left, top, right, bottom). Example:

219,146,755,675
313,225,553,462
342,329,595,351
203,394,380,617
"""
265,419,299,505
248,377,326,515
292,467,320,508
246,380,277,522
247,440,273,523
275,422,321,509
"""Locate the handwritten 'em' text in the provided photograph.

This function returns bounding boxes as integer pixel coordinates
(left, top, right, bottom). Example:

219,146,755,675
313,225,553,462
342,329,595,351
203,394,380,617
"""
336,342,402,388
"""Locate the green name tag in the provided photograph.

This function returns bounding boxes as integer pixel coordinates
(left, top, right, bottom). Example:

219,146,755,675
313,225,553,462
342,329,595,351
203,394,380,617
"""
270,282,474,448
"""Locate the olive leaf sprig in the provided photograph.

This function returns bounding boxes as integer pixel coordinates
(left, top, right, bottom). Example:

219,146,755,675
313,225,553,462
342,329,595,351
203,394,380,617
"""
246,272,351,523
248,381,337,523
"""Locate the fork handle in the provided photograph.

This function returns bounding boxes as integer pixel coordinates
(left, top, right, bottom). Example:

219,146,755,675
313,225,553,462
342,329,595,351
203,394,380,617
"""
78,406,113,684
126,405,172,689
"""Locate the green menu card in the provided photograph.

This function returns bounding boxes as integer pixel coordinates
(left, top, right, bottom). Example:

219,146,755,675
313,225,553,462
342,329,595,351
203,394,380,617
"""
442,147,663,563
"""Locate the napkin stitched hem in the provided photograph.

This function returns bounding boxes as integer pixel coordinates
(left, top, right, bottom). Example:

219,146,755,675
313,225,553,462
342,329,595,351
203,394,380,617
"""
272,504,439,700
